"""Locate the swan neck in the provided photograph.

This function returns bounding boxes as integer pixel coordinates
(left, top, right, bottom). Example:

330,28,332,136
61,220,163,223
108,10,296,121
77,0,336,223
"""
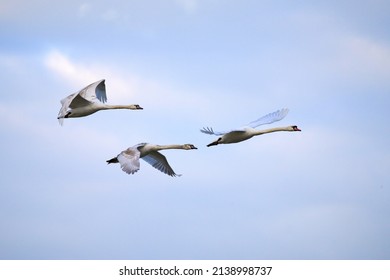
253,126,291,135
156,144,184,150
102,104,136,110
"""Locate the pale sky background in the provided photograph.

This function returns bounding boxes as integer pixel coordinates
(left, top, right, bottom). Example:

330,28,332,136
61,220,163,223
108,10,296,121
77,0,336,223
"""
1,0,389,259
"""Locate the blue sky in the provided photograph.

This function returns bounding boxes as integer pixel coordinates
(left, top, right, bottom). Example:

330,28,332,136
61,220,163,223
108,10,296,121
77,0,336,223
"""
1,0,389,259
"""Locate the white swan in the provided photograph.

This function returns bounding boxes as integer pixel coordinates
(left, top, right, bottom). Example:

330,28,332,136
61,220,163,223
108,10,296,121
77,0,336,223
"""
106,143,198,176
57,79,143,125
201,108,301,146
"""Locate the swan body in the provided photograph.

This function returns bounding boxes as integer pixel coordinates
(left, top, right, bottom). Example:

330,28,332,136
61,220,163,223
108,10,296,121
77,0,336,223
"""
57,79,143,125
106,143,197,176
201,108,301,146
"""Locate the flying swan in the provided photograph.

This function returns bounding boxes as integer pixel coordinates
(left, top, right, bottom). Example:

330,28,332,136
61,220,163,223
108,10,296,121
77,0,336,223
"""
106,143,198,176
201,108,301,146
57,79,143,125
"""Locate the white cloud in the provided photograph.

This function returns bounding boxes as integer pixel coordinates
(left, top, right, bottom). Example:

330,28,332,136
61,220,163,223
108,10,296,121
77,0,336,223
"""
44,50,98,86
43,50,139,102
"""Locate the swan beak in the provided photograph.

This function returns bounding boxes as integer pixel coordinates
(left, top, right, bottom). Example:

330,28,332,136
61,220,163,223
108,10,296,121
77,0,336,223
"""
294,126,301,131
207,140,219,147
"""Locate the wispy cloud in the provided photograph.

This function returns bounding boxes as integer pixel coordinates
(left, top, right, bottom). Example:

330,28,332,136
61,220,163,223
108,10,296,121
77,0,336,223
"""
43,50,139,102
44,50,99,86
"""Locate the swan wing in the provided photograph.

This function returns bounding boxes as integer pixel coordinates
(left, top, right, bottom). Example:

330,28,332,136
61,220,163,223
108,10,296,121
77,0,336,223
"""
60,80,107,110
200,108,288,135
68,93,94,108
58,92,88,124
60,92,77,106
117,148,141,174
247,108,289,128
78,79,107,104
142,151,181,177
57,80,106,125
201,126,249,136
58,93,76,122
200,127,227,136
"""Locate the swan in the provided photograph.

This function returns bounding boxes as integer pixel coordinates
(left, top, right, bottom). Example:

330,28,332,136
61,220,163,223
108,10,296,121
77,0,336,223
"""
57,79,143,125
106,143,198,176
200,108,301,147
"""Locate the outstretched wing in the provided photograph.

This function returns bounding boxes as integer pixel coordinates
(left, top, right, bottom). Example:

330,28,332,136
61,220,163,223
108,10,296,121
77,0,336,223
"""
58,93,75,122
117,148,141,174
58,93,94,125
200,109,288,136
246,108,289,128
77,79,107,104
200,108,289,136
142,151,181,177
200,127,228,136
57,80,107,124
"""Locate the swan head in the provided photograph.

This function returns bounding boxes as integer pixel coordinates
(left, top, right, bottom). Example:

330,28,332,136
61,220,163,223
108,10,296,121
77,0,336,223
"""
291,125,301,131
207,137,222,147
183,144,198,150
132,104,143,110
